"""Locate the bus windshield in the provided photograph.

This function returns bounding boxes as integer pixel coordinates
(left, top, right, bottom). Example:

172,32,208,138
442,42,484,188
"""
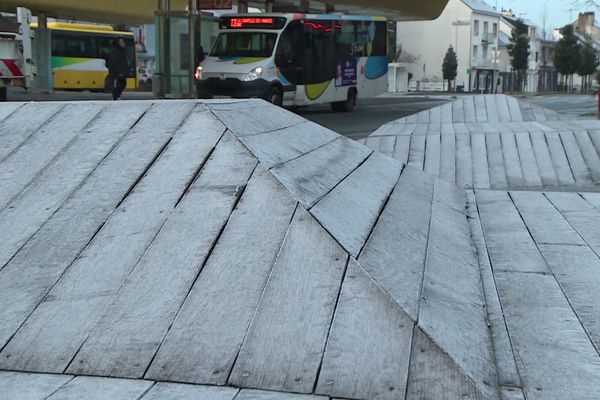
210,32,277,58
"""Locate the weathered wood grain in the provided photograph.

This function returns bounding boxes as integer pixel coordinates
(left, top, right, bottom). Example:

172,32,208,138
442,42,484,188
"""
393,135,411,165
0,102,63,162
0,103,105,210
518,100,535,121
506,96,523,122
211,104,305,136
0,102,23,123
559,130,592,184
407,134,426,170
424,134,441,176
67,126,250,378
573,130,600,182
235,389,328,400
456,134,473,189
145,170,297,385
311,151,401,257
141,382,238,400
0,371,73,400
539,244,600,351
514,132,542,187
238,121,337,168
474,95,488,122
315,259,414,400
364,135,396,158
46,376,153,400
228,207,347,393
486,133,508,189
546,130,576,186
440,132,456,183
270,136,371,208
529,130,560,187
496,94,512,122
0,107,220,373
476,190,549,273
484,95,500,123
471,134,491,189
0,103,178,350
463,96,477,123
510,191,584,245
441,101,453,123
500,133,524,187
358,167,433,320
495,272,600,400
452,96,465,123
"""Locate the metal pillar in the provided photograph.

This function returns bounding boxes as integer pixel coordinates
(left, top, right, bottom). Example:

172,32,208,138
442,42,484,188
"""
238,1,248,13
188,0,198,98
154,0,171,97
34,13,52,92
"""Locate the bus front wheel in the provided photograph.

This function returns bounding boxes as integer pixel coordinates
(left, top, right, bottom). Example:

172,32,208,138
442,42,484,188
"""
331,88,356,112
266,86,283,107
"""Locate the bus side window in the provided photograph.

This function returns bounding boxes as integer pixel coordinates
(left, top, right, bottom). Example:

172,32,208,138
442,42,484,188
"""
275,21,304,84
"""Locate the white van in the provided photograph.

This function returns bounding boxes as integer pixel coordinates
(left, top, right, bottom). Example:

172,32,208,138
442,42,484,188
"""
195,13,389,111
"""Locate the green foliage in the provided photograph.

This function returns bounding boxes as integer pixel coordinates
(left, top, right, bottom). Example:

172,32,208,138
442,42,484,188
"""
507,19,530,72
554,24,581,76
577,40,599,77
442,46,458,81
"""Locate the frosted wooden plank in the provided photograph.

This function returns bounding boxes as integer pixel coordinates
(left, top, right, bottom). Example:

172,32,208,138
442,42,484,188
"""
455,122,469,135
441,122,455,136
471,134,491,189
560,130,592,184
393,135,411,164
405,113,418,123
406,328,493,400
145,170,296,386
511,191,584,246
407,134,426,170
574,130,600,182
238,122,337,168
501,387,526,400
529,130,559,187
456,134,473,189
212,105,305,136
364,135,396,158
0,102,63,161
514,132,542,187
358,167,434,320
546,130,576,185
429,105,442,124
229,208,347,393
67,130,252,378
588,130,600,160
270,137,371,208
0,109,221,373
484,95,500,123
424,135,441,176
315,259,413,400
546,192,600,255
370,123,401,137
311,152,401,257
0,371,73,400
496,94,512,122
581,192,600,210
46,376,152,400
0,103,104,210
0,103,179,350
466,122,483,134
518,100,535,121
452,97,465,123
495,272,600,400
476,190,549,274
417,109,430,124
531,104,547,121
236,390,327,400
418,198,496,399
141,382,238,400
463,96,477,123
441,101,453,123
500,133,524,187
467,192,522,388
486,133,508,189
506,96,523,122
0,102,23,123
439,132,456,184
539,244,600,350
474,95,488,122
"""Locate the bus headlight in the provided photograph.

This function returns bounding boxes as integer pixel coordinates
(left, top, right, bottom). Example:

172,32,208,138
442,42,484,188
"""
195,65,204,80
243,66,264,81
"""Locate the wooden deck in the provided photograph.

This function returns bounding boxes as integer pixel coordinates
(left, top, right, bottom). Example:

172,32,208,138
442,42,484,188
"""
0,100,497,399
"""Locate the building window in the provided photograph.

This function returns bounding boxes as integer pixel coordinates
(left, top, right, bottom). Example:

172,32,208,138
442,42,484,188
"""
493,23,498,37
473,45,478,58
474,20,479,35
484,21,489,34
483,46,488,60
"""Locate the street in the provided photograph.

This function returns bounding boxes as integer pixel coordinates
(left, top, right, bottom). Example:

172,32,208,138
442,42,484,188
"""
525,94,599,118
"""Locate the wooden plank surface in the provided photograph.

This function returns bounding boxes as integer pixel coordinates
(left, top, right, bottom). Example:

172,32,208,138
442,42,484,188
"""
486,133,508,189
0,102,64,162
424,135,441,176
546,130,576,186
559,130,592,184
311,152,401,257
496,94,512,122
0,102,23,123
0,103,105,210
574,130,600,182
539,244,600,351
484,95,500,123
145,169,296,385
141,382,238,400
455,134,473,189
511,191,584,245
235,389,328,400
270,137,371,208
211,104,305,136
452,97,465,123
441,101,453,123
495,272,600,400
500,133,524,187
506,96,523,122
514,132,542,187
393,135,411,165
463,96,477,123
471,134,491,189
46,376,153,400
440,132,456,184
0,107,220,373
238,122,337,168
407,134,426,170
529,130,560,187
364,135,396,158
0,103,179,350
474,95,488,122
67,126,251,378
228,207,347,393
476,190,549,274
0,371,73,400
357,167,433,320
315,259,413,400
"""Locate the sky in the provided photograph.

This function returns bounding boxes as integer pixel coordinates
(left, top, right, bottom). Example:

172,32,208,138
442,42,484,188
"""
494,0,594,32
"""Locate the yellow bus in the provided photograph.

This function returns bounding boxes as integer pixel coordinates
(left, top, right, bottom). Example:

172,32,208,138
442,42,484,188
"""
33,22,137,91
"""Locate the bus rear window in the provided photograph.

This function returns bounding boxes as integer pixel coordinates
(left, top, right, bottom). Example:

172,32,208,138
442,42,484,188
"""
210,32,277,58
